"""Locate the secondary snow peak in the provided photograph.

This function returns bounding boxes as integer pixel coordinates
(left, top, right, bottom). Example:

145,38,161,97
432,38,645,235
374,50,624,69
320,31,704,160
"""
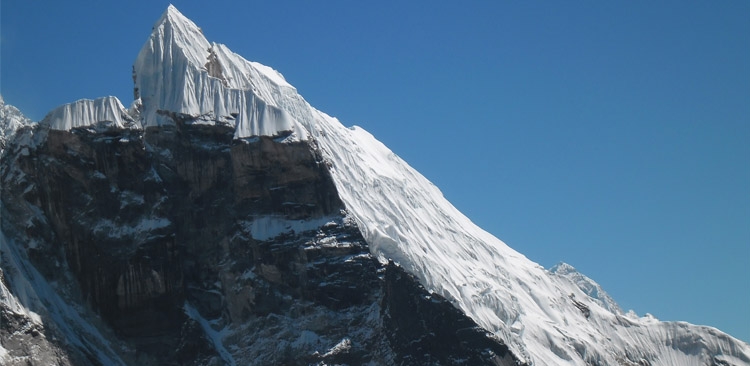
40,96,138,131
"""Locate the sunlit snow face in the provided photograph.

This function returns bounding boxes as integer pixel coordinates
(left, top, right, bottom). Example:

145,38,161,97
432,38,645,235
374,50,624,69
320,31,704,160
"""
132,7,307,141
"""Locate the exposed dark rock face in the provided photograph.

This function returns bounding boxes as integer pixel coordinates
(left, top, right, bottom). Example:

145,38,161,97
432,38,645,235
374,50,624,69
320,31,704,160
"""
0,117,521,365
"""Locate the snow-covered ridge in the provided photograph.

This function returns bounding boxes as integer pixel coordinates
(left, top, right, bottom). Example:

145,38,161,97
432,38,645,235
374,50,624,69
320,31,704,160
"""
40,96,137,131
127,6,748,365
132,4,307,141
0,95,33,153
550,262,623,314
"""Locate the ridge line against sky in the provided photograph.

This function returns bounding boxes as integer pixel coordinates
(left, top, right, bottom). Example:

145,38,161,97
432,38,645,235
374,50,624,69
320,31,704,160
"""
1,1,748,342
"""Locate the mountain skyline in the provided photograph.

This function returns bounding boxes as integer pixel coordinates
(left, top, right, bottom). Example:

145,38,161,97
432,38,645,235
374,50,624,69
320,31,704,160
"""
1,1,748,344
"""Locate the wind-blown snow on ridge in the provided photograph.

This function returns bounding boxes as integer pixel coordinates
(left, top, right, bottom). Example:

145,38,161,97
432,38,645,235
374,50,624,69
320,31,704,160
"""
41,96,137,131
550,262,623,315
128,6,749,365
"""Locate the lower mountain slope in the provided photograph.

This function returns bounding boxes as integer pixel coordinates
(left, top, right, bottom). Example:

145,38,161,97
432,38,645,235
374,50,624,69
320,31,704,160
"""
0,109,520,365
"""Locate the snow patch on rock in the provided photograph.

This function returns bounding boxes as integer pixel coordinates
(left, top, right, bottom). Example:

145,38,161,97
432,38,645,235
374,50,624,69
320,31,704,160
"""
246,216,339,241
184,302,236,366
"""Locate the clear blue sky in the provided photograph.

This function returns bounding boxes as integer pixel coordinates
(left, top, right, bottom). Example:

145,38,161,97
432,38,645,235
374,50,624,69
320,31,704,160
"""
2,1,748,342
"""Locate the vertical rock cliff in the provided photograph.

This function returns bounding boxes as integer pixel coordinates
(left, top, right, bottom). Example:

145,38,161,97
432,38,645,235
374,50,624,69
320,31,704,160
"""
0,99,519,365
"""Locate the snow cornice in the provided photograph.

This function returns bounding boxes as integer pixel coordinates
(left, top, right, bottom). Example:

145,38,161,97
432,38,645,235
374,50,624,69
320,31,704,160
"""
40,96,137,131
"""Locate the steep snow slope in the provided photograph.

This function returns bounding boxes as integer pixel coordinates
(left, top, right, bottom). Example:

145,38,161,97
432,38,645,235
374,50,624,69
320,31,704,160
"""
304,113,750,365
550,262,623,315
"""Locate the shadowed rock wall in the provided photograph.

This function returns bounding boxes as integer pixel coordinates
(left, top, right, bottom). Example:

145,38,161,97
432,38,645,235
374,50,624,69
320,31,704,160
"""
1,120,521,365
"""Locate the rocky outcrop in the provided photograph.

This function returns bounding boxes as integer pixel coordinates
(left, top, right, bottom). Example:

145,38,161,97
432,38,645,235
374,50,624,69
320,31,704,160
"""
0,307,76,366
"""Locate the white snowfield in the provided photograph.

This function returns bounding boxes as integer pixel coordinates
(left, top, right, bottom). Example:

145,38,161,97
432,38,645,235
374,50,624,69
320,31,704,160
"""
4,5,748,365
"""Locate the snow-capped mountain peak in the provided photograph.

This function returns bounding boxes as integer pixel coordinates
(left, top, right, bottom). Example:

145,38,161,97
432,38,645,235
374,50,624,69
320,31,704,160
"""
130,6,749,365
1,5,747,365
156,4,210,63
133,5,306,140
